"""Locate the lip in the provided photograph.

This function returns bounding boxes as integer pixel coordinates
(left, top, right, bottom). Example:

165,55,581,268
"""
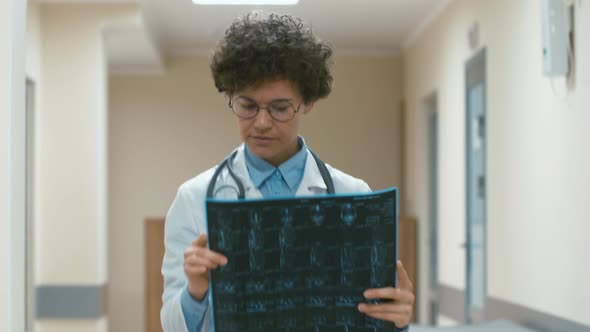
250,136,275,147
251,136,274,141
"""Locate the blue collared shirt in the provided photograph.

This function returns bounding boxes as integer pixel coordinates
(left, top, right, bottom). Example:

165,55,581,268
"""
243,137,308,198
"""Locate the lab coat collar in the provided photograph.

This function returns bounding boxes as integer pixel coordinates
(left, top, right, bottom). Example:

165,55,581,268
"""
231,144,327,197
296,147,328,196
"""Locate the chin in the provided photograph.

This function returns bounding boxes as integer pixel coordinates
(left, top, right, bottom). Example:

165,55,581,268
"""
248,146,274,160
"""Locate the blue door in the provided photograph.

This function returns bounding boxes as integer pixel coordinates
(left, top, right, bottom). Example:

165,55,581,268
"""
465,49,486,323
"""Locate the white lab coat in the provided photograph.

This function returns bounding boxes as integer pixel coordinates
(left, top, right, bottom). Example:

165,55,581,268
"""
160,144,371,332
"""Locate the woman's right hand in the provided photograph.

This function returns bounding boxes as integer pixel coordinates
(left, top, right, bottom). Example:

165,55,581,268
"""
183,233,228,300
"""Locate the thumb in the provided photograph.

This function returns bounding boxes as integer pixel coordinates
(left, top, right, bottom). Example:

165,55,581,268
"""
397,260,413,291
192,233,208,248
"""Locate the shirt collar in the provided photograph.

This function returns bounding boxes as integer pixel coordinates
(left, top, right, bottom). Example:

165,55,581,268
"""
244,136,308,192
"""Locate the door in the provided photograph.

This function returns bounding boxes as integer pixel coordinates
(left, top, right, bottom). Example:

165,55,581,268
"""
465,49,486,323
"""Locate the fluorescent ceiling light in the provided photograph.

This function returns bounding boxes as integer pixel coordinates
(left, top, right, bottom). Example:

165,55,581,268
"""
193,0,298,4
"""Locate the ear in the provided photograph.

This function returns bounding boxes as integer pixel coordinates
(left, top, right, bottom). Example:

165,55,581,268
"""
303,101,315,115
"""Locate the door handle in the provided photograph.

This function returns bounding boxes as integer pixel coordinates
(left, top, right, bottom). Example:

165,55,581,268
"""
461,242,481,249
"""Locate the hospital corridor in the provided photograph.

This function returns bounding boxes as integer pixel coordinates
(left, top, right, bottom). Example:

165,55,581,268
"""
1,0,589,331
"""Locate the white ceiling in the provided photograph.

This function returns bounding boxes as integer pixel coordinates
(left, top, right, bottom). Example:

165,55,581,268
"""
141,0,450,56
36,0,451,72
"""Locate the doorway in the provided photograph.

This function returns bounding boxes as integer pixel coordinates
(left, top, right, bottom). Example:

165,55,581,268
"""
427,94,439,325
25,78,36,332
464,49,487,324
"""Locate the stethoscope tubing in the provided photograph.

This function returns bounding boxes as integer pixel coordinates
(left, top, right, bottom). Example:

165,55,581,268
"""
206,148,335,199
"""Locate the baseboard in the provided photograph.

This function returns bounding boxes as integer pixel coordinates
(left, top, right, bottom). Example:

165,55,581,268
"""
437,284,590,332
36,284,107,319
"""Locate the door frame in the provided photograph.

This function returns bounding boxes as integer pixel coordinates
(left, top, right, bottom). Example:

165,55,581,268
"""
25,78,36,332
427,94,439,325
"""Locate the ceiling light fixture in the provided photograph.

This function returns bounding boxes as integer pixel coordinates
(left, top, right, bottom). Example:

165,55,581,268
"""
193,0,298,5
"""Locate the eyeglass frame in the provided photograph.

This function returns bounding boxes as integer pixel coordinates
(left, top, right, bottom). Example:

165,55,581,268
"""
228,96,304,122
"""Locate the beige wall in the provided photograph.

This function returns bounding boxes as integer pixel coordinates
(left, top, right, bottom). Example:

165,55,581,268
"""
404,0,590,325
35,4,137,332
303,56,404,192
39,3,131,285
108,55,404,332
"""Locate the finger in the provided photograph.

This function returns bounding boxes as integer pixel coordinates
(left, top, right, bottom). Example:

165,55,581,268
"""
357,302,411,315
362,311,408,328
192,233,208,248
396,260,413,291
364,287,400,300
358,302,411,327
199,247,228,266
187,247,228,266
364,287,414,304
184,263,207,275
185,255,223,270
361,310,404,321
184,246,197,258
184,243,228,264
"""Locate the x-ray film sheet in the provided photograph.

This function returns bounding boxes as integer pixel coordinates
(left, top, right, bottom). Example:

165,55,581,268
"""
205,187,398,331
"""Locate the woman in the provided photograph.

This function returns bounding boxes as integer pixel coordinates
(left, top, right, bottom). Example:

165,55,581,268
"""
161,11,414,332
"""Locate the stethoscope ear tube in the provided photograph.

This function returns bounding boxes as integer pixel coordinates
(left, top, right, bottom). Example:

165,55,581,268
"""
206,150,245,199
308,149,335,194
225,150,246,199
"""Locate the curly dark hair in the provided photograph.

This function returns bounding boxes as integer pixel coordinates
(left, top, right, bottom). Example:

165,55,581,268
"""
210,12,334,104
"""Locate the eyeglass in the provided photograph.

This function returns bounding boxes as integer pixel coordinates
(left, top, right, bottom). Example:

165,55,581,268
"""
229,96,303,122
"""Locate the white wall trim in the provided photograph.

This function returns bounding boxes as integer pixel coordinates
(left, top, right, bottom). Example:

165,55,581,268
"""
0,5,10,322
10,0,28,327
33,0,137,3
401,0,453,51
2,0,28,331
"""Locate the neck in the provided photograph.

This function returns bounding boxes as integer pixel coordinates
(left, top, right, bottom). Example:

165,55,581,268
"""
267,138,301,167
271,146,300,167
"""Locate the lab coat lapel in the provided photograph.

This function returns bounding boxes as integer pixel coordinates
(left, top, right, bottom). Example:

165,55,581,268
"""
296,148,328,196
231,145,263,199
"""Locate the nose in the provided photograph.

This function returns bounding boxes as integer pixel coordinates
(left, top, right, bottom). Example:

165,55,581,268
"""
253,107,273,130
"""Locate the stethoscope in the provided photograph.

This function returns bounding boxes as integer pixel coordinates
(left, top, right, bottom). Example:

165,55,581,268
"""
206,148,335,199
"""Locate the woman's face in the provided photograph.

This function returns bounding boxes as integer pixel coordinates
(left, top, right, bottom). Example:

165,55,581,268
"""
233,79,314,167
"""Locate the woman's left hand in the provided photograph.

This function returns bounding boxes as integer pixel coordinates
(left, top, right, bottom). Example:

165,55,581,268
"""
358,260,415,329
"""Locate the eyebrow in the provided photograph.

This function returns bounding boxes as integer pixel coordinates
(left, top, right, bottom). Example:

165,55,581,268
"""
236,96,293,103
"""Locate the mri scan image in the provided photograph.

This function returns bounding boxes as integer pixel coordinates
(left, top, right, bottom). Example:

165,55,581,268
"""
340,203,357,226
248,209,265,272
310,204,326,226
279,209,296,269
206,188,397,331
